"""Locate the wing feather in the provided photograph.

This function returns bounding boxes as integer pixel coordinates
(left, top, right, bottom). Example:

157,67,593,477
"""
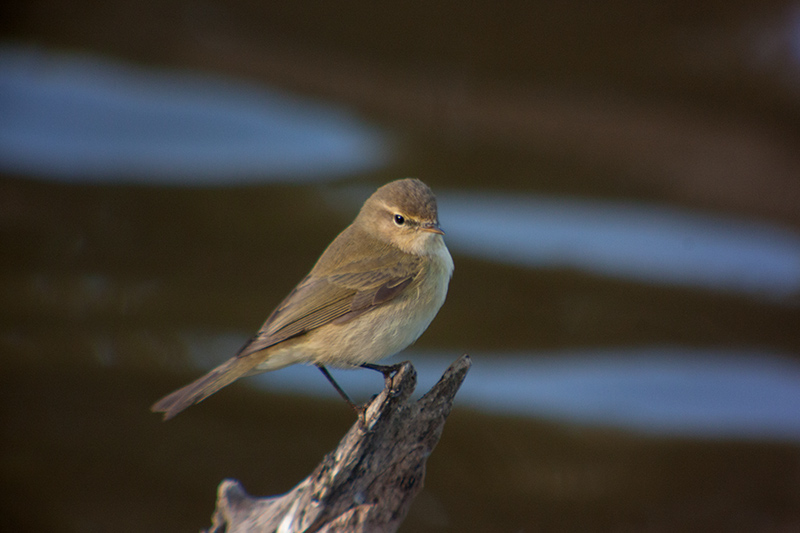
236,243,422,358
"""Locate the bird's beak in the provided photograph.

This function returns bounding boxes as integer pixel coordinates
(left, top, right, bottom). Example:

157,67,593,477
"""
421,222,445,235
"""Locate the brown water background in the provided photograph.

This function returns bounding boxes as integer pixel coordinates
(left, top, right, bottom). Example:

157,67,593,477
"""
3,2,800,531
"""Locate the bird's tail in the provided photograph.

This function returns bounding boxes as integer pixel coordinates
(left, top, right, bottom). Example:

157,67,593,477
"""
151,355,262,420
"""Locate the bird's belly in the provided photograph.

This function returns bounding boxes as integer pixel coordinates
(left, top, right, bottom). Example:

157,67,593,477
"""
311,273,448,367
307,300,436,367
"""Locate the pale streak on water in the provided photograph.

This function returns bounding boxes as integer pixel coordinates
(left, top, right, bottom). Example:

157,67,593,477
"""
181,331,800,442
0,46,390,184
439,192,800,301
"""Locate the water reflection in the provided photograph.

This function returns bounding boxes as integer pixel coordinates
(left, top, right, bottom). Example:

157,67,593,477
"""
439,192,800,301
0,46,389,184
443,349,800,442
746,2,800,75
182,332,800,441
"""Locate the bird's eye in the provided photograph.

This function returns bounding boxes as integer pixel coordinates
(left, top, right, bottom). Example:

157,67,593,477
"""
393,214,405,226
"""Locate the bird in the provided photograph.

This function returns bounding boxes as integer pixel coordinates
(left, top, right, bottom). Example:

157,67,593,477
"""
151,178,453,420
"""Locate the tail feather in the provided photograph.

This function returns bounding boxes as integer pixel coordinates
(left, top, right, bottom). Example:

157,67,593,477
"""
151,356,262,420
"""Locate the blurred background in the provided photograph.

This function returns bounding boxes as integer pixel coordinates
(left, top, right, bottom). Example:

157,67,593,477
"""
2,1,800,531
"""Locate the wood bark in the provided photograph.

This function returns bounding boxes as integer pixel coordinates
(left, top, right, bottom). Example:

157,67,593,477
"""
206,354,471,533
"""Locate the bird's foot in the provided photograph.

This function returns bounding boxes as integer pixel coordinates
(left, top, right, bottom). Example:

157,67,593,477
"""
360,362,403,391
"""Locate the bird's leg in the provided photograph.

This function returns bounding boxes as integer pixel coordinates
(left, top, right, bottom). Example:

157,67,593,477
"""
317,365,366,419
360,362,403,390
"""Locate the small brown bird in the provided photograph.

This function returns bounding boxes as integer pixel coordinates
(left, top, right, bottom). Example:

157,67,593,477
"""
152,178,453,420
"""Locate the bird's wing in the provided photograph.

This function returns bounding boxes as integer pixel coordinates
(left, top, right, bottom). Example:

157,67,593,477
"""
236,247,423,358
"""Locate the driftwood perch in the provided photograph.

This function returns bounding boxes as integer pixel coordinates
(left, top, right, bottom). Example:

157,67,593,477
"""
206,354,471,533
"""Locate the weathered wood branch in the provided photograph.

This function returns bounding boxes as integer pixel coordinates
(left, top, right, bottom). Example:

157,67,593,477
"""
206,354,471,533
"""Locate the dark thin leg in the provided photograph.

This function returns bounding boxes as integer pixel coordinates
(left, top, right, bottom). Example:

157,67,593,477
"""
317,365,359,412
360,362,403,387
